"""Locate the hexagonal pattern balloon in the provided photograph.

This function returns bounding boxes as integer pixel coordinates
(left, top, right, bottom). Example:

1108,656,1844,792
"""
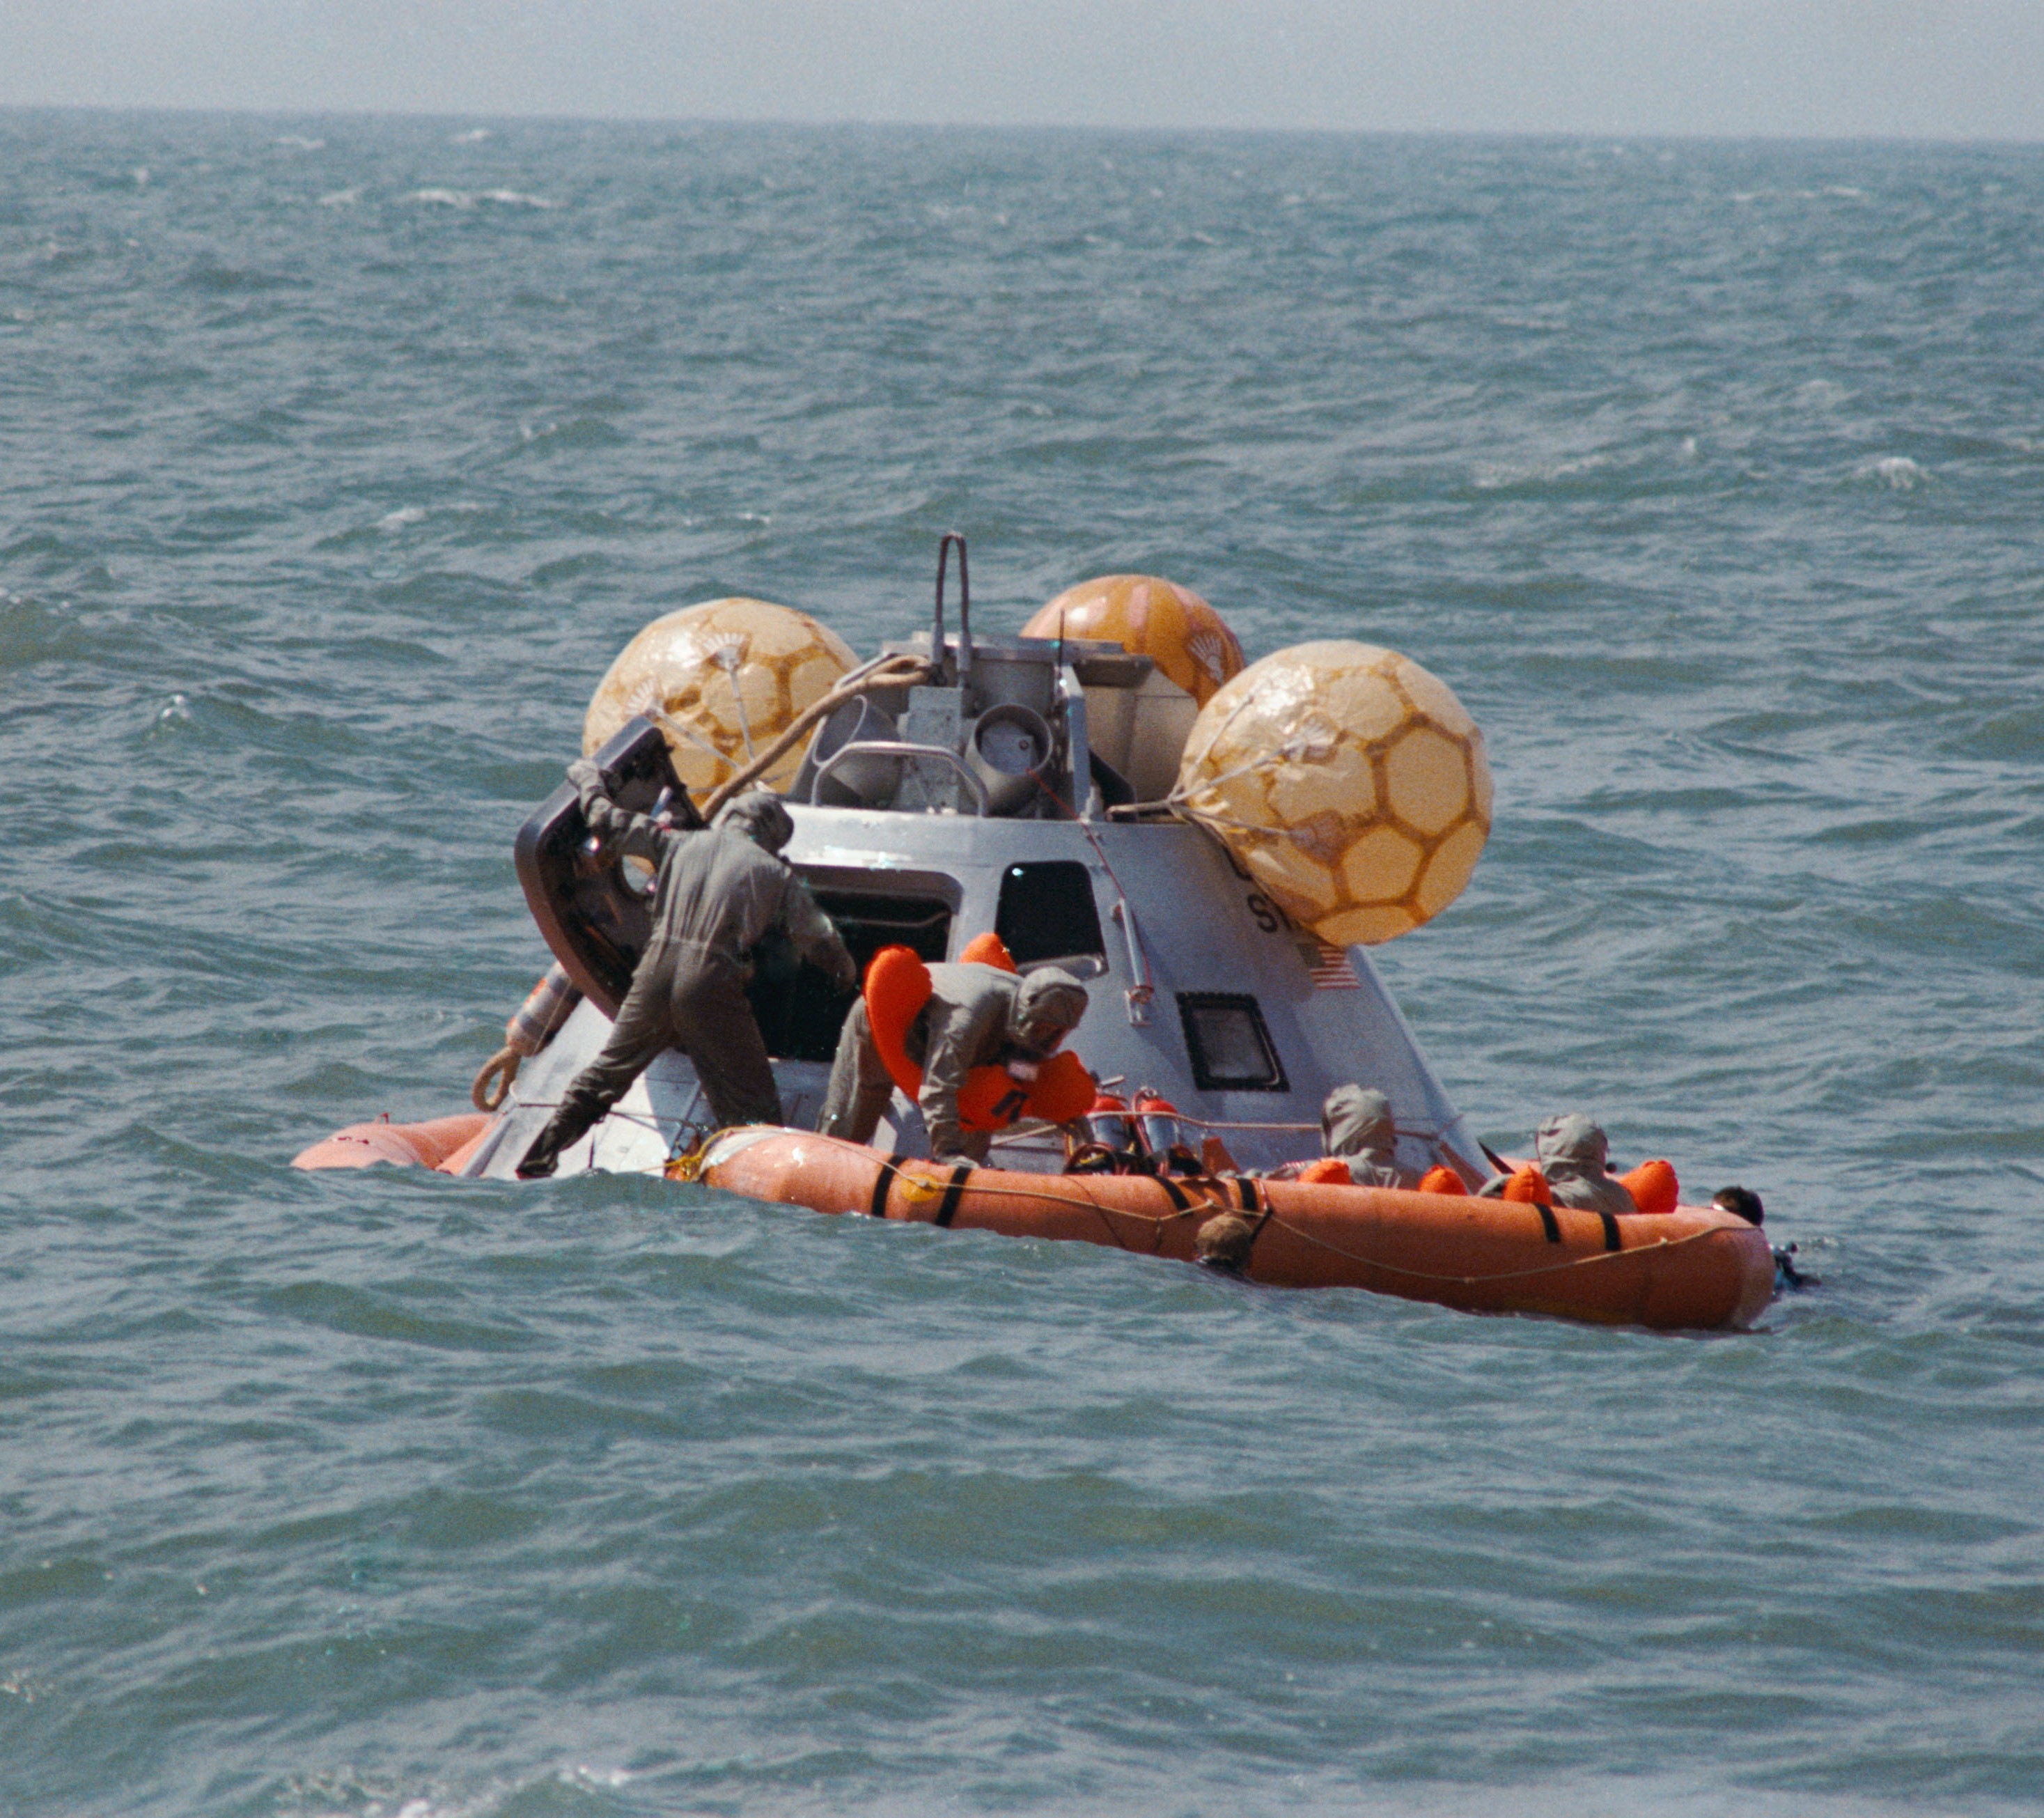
1021,574,1245,706
584,598,857,798
1175,641,1492,945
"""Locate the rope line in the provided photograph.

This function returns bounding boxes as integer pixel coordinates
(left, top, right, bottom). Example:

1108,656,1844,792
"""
1261,1215,1729,1286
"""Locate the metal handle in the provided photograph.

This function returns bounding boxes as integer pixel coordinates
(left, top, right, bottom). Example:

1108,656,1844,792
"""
935,532,972,685
812,739,989,816
1111,897,1155,1026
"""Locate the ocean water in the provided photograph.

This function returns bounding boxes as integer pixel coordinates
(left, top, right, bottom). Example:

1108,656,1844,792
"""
3,110,2041,1817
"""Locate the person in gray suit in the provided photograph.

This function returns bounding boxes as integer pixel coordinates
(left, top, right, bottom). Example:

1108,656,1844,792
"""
517,769,855,1179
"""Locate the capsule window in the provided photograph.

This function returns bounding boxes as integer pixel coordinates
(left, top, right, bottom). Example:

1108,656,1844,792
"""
995,861,1106,968
1177,993,1288,1092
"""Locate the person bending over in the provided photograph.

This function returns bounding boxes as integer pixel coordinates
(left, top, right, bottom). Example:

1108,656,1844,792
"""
517,768,855,1179
819,959,1089,1164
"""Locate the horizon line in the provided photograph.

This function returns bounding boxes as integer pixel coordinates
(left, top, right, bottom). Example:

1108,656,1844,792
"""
3,100,2041,152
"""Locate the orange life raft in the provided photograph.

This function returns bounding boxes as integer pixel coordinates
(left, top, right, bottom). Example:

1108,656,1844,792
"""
688,1128,1775,1330
290,1112,491,1174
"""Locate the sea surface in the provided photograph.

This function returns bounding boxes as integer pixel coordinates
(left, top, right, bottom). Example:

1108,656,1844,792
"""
3,111,2041,1817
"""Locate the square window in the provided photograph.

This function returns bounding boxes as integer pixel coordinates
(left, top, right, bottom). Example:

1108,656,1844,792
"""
1177,993,1288,1092
995,860,1106,966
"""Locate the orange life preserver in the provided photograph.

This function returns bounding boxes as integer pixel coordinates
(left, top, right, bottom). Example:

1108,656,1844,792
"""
1500,1158,1677,1213
863,944,1095,1132
959,931,1017,971
1417,1165,1467,1196
1618,1158,1680,1215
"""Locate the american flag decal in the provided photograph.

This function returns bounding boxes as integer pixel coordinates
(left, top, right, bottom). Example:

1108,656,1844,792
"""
1304,940,1362,990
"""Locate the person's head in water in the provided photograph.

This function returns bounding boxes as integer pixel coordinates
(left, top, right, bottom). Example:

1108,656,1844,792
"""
714,790,794,854
1014,968,1088,1054
1713,1185,1765,1227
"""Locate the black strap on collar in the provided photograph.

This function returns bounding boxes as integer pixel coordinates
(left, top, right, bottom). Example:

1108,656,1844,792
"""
934,1163,974,1227
1233,1176,1258,1211
1532,1199,1562,1244
1155,1174,1192,1213
1597,1207,1623,1252
868,1152,907,1220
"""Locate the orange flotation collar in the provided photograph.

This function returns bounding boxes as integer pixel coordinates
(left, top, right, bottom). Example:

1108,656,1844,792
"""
863,943,1095,1133
1499,1156,1682,1214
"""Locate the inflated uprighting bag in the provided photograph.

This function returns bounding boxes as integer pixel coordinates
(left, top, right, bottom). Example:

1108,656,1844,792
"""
584,598,856,800
1174,640,1493,947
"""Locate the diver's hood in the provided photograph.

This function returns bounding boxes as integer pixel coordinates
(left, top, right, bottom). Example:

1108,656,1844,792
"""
714,791,795,853
1323,1085,1396,1158
1536,1113,1611,1176
1014,968,1088,1037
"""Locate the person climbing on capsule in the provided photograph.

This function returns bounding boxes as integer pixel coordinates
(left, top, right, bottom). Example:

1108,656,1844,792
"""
515,765,857,1180
818,941,1093,1166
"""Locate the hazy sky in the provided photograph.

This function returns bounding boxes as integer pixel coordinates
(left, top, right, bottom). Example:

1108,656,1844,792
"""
3,1,2040,140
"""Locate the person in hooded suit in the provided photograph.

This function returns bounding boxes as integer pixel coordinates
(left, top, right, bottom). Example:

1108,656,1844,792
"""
818,961,1089,1165
517,764,856,1179
1529,1113,1639,1217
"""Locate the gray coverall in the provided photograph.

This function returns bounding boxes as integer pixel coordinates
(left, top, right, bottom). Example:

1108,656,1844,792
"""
1532,1112,1637,1218
1319,1085,1412,1188
516,773,855,1178
819,961,1089,1163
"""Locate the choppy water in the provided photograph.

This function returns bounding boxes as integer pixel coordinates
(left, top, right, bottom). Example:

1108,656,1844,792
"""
4,110,2042,1817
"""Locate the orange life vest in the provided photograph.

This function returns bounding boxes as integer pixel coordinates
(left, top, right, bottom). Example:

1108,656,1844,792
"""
863,944,1095,1133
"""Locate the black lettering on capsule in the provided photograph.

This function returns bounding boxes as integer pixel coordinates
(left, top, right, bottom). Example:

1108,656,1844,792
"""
1245,892,1280,933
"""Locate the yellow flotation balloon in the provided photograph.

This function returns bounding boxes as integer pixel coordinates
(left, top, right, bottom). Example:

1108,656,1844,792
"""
1175,641,1492,945
1021,574,1244,706
584,598,856,798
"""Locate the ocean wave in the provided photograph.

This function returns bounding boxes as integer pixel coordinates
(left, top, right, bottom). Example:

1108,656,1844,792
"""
403,187,555,211
1469,451,1612,490
1862,454,1929,489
